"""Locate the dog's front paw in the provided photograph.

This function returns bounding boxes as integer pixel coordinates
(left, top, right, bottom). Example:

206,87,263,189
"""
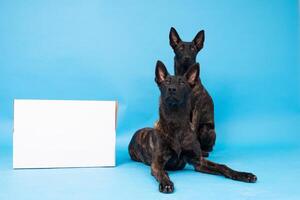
159,181,174,193
232,172,257,183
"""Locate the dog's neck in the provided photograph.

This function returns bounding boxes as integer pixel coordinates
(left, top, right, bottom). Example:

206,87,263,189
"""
174,56,196,75
155,97,192,155
157,97,191,133
174,57,201,85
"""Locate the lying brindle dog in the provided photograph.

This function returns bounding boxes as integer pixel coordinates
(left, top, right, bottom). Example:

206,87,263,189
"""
128,61,257,193
169,27,216,157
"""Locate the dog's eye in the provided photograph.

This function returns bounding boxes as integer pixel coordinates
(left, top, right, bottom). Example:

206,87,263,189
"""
165,80,171,84
179,80,185,85
178,46,184,50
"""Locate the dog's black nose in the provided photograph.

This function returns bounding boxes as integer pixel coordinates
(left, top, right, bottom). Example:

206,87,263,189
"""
168,87,176,93
183,56,191,61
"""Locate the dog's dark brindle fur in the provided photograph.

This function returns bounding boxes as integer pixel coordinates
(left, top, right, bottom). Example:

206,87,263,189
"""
170,27,215,157
128,61,257,193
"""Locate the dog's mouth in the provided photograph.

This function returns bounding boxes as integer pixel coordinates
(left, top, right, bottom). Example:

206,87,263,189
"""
178,60,193,74
183,59,191,64
181,57,193,65
165,96,181,108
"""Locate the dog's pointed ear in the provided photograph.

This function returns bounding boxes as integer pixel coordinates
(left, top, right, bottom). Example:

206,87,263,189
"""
193,30,205,51
155,60,169,84
169,27,182,49
184,63,199,87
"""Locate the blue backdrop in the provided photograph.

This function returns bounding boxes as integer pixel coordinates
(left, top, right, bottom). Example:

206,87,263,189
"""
0,0,299,199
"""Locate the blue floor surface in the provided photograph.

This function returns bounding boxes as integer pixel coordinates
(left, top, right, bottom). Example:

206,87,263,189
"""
0,0,299,199
1,114,300,200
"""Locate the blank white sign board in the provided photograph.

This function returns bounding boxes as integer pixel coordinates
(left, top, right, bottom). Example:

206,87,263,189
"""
13,99,117,169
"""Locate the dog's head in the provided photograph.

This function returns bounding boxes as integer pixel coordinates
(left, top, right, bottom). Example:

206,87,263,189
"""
155,60,199,109
169,27,204,75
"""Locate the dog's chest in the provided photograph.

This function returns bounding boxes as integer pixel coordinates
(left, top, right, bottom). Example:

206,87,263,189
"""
164,128,197,156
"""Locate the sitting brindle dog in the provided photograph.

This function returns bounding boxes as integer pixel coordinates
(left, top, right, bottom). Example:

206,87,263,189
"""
169,27,216,157
128,61,257,193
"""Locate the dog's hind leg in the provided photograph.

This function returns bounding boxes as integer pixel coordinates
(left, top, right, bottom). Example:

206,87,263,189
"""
198,124,216,156
191,103,216,157
128,128,154,165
